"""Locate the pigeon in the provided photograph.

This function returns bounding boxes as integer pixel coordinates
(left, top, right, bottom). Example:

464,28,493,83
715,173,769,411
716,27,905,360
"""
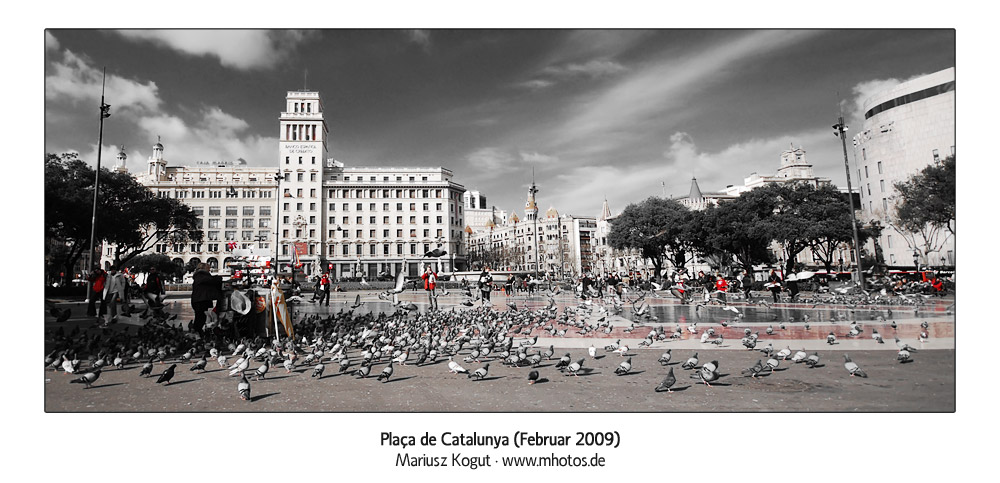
897,349,912,363
700,332,710,343
565,359,584,376
588,345,597,358
190,357,208,373
528,370,540,384
229,357,250,377
238,375,251,401
697,361,720,386
253,360,269,380
378,362,394,382
872,329,884,344
843,354,867,378
156,364,177,384
338,357,352,373
742,359,765,378
55,308,72,323
827,332,837,345
791,349,808,363
541,345,555,360
613,344,629,356
776,347,791,360
312,363,325,378
655,367,677,393
919,331,929,343
765,357,780,373
555,353,571,369
681,353,699,370
70,369,101,389
448,357,468,374
920,320,929,329
766,324,774,335
658,350,672,366
895,337,918,352
139,358,154,377
61,355,76,374
615,357,632,375
469,363,490,380
805,352,820,368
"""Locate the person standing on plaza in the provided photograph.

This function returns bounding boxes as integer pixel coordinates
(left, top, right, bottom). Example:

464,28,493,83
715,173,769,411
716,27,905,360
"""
102,267,127,327
142,266,166,308
478,267,493,305
739,269,753,301
422,265,439,310
316,273,331,306
767,269,782,303
191,263,222,333
786,270,800,302
697,270,713,303
87,265,107,318
714,274,729,305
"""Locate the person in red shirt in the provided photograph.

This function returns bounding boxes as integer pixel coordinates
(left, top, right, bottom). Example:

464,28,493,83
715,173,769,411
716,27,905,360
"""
316,273,331,306
714,274,729,305
421,266,438,311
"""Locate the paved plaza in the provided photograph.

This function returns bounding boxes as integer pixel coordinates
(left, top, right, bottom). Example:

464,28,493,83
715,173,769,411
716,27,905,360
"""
43,289,955,412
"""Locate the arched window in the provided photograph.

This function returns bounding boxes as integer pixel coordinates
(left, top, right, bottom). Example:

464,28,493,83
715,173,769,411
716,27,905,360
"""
207,257,219,271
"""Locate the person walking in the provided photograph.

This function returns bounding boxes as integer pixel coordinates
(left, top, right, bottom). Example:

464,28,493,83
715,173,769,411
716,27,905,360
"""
102,267,127,327
478,267,493,306
786,271,800,302
191,263,222,333
316,273,331,306
142,266,166,308
739,269,753,301
670,269,690,304
86,265,107,318
422,266,439,310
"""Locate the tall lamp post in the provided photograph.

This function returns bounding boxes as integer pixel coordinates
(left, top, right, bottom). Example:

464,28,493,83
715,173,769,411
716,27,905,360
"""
85,68,111,302
273,170,284,283
833,116,865,290
529,179,539,278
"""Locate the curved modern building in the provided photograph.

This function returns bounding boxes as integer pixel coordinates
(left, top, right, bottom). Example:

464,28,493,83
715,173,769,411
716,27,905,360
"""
852,67,955,269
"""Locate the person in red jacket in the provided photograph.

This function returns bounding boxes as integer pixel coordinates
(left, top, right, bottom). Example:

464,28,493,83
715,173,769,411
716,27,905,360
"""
714,274,729,305
421,265,439,311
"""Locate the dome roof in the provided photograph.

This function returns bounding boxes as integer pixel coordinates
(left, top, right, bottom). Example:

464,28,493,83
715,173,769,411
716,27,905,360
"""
546,206,559,218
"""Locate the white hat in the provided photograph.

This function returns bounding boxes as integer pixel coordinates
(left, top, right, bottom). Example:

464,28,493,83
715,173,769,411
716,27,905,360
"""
230,290,252,315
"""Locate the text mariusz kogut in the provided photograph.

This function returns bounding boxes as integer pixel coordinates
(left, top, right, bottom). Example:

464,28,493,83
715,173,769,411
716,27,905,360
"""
383,432,617,469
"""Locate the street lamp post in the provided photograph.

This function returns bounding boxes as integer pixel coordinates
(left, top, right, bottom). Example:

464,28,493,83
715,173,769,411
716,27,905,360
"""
834,116,865,290
85,68,111,302
273,171,283,283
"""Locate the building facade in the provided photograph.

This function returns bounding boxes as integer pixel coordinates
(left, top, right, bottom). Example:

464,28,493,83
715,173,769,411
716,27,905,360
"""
852,67,955,269
103,90,467,279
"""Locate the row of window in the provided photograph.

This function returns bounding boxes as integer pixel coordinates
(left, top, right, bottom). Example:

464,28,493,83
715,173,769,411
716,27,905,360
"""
159,189,272,199
326,202,446,212
327,188,447,200
278,243,443,257
193,206,272,216
204,230,273,241
200,218,270,229
153,240,271,253
330,215,448,226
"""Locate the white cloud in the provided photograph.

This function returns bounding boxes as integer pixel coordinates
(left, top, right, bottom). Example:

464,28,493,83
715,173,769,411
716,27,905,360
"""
46,49,162,115
519,151,559,164
407,30,431,51
541,128,837,217
45,31,59,51
517,79,555,90
543,59,626,79
114,30,317,70
847,72,930,124
133,107,276,167
549,31,822,148
467,147,517,172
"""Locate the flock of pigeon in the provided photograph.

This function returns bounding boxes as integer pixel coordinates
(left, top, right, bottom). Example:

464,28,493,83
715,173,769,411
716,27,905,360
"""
46,282,938,407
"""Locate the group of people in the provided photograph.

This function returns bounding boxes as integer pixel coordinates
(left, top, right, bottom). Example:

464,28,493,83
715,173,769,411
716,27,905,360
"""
667,268,739,305
86,265,168,327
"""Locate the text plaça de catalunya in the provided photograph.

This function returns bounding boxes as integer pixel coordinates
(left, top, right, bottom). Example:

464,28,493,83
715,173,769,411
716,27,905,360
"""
381,431,620,449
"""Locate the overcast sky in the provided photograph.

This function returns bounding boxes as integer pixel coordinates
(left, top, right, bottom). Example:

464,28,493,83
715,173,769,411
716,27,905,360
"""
45,29,954,218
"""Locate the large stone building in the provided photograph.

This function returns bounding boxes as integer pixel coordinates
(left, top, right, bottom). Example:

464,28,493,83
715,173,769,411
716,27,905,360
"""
466,186,596,278
852,67,955,269
103,90,467,279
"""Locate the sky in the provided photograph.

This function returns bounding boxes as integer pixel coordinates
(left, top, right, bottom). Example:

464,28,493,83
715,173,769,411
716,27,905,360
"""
44,29,955,219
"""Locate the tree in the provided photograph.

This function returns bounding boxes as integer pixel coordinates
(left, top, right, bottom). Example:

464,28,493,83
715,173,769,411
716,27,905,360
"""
44,153,203,284
608,197,688,282
891,155,956,265
894,155,955,235
694,198,774,273
124,253,185,278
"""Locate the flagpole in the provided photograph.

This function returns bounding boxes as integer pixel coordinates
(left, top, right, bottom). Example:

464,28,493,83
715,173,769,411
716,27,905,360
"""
85,67,111,305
